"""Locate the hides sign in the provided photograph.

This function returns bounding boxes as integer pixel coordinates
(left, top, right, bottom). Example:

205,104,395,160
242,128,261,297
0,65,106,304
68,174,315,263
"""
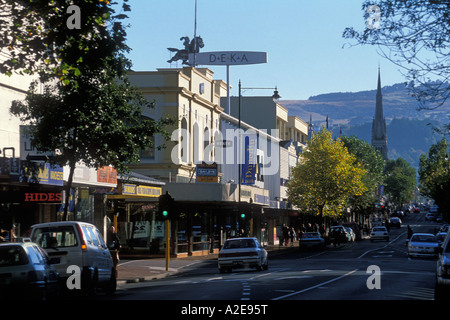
24,192,62,202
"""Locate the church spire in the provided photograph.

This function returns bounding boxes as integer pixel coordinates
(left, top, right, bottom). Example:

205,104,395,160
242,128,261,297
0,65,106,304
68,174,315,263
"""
371,67,388,160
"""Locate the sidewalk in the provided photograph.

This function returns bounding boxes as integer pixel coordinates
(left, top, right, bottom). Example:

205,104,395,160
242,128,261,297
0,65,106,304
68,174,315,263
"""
116,241,301,285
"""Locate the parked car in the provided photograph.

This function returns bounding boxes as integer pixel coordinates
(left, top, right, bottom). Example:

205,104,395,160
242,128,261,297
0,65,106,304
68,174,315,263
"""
389,217,402,228
30,221,116,295
218,237,268,273
328,226,349,246
0,242,59,300
436,232,447,245
426,212,437,221
370,226,390,242
299,232,326,250
436,231,450,299
344,227,355,242
342,222,362,240
407,233,440,258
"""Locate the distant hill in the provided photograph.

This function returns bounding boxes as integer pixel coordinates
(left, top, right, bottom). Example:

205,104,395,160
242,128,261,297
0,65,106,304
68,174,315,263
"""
333,118,442,169
281,83,449,170
282,82,450,126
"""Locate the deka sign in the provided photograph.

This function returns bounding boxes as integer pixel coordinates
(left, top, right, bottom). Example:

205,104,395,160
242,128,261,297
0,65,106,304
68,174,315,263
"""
189,51,267,66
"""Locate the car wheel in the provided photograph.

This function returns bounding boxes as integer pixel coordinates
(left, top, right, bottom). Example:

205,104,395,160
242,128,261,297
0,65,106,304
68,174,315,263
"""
104,271,116,295
435,282,449,300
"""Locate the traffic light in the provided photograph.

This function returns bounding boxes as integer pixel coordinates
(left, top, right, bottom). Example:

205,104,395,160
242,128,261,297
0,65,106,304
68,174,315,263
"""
240,213,246,219
159,191,174,219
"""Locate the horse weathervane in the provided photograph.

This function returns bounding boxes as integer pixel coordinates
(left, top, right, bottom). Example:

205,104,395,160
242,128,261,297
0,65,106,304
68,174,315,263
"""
167,36,204,65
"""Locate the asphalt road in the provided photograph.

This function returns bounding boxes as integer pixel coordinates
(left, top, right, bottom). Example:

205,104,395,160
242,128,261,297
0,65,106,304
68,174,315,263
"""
110,212,440,302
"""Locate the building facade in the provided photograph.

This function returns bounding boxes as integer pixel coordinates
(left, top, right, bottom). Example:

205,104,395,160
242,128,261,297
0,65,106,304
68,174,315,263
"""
128,68,309,256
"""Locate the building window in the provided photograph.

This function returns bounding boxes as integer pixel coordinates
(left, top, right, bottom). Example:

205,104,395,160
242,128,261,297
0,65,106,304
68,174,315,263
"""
140,116,155,160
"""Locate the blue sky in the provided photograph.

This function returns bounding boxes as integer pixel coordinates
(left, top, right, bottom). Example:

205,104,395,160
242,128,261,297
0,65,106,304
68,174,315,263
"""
124,0,406,100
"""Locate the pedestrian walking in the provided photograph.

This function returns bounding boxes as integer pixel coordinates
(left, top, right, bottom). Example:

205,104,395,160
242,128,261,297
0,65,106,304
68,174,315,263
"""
107,226,121,278
407,225,413,239
289,227,296,247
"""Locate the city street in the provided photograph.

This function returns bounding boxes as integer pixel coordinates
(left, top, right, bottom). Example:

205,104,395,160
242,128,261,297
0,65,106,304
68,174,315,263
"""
110,212,439,301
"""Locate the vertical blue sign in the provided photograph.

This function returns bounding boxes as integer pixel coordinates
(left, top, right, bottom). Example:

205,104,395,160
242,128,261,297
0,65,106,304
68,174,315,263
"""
241,134,257,185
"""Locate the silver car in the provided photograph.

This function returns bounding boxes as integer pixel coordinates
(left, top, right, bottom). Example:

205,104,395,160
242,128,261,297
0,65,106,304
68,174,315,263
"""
370,226,389,242
407,233,440,258
218,237,268,273
0,242,59,300
299,232,326,250
436,231,450,299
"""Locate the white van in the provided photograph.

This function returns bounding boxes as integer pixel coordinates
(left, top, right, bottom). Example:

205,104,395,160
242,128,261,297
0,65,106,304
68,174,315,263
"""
30,221,116,294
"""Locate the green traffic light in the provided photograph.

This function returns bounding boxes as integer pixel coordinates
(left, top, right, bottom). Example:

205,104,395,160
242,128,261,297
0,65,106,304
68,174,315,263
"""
240,213,245,219
162,210,168,217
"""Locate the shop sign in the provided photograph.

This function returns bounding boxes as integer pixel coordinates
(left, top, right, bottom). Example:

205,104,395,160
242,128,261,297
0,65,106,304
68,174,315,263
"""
37,163,64,186
97,166,117,184
122,184,162,197
190,51,268,66
196,162,218,183
24,192,62,202
20,162,64,186
254,194,269,206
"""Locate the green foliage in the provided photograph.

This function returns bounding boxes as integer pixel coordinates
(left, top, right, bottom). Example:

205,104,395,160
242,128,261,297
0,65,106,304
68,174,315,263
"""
419,138,450,221
1,0,174,219
341,135,384,214
287,129,367,218
383,158,417,209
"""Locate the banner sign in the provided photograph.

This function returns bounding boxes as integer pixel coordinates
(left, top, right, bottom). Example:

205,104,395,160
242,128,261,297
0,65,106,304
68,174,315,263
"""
190,51,268,66
241,134,257,185
122,184,162,198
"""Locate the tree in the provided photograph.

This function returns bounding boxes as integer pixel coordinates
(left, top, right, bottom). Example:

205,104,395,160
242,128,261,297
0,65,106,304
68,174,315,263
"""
419,138,450,222
1,0,174,220
341,135,384,216
383,158,417,210
343,0,450,123
287,129,367,220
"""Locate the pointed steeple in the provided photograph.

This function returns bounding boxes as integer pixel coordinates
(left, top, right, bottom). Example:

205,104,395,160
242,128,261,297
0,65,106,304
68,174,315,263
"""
371,67,388,160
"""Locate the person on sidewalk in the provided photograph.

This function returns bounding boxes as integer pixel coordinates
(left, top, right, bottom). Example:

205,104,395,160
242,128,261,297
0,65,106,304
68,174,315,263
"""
107,226,121,278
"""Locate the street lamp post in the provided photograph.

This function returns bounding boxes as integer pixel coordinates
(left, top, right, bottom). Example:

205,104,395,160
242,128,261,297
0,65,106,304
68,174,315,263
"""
237,81,281,236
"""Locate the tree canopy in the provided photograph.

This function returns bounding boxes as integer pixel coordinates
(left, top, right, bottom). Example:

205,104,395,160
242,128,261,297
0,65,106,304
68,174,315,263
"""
287,129,367,219
341,135,385,215
0,0,174,219
383,158,417,209
343,0,450,119
419,138,450,221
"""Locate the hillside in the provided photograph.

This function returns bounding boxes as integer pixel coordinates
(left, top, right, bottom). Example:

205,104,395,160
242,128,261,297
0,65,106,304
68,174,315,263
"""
281,83,449,169
282,82,450,126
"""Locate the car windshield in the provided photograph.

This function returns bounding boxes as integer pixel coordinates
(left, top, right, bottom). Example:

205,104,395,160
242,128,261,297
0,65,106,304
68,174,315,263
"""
411,234,436,242
373,227,385,231
32,225,78,249
302,233,319,238
0,245,29,267
223,239,256,249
